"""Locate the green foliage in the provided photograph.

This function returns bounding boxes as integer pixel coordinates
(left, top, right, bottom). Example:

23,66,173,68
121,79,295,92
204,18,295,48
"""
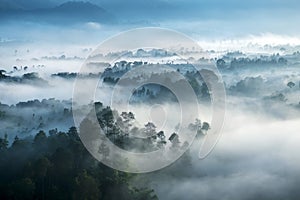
0,133,8,150
287,81,296,88
10,178,36,200
73,170,100,200
0,128,157,200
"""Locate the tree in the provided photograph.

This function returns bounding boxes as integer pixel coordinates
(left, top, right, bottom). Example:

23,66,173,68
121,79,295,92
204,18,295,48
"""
79,118,100,145
34,130,47,145
98,142,110,161
156,131,166,148
34,157,51,179
188,119,201,131
0,134,8,150
169,133,180,150
216,58,226,68
120,112,135,134
33,157,51,199
101,107,115,132
287,81,296,88
67,126,79,140
278,57,287,65
51,148,73,175
0,69,6,76
132,188,158,200
201,122,210,134
157,131,166,140
33,130,48,154
144,122,156,137
73,170,100,200
11,178,35,200
49,128,58,136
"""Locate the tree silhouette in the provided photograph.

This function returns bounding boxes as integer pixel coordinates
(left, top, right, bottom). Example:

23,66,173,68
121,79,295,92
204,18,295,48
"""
287,81,296,88
0,126,157,200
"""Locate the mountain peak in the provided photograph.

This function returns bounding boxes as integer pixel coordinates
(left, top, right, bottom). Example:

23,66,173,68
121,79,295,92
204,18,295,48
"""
55,1,105,12
0,1,115,24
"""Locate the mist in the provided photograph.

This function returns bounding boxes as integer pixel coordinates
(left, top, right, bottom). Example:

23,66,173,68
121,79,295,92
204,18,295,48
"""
141,98,300,200
1,0,300,199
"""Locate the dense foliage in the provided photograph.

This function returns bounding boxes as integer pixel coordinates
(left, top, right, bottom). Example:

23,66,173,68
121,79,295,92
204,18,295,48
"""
0,127,158,200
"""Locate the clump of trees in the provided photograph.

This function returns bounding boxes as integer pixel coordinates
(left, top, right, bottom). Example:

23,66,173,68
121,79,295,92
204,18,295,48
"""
51,72,101,79
92,103,207,153
229,76,265,96
0,127,158,200
0,99,210,199
92,104,178,152
287,81,296,88
101,66,211,103
103,76,120,84
216,56,288,70
0,72,48,86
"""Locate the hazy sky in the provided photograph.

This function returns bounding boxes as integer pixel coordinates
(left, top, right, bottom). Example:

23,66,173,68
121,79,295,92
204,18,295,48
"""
1,0,300,42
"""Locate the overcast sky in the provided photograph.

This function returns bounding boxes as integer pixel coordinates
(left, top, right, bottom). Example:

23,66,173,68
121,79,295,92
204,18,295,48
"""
1,0,300,41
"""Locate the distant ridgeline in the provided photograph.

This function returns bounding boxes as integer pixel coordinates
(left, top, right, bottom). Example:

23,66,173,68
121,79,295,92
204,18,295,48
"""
51,72,102,79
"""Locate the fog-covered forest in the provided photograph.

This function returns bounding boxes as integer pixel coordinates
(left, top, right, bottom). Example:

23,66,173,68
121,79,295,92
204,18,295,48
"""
1,0,300,199
1,45,299,199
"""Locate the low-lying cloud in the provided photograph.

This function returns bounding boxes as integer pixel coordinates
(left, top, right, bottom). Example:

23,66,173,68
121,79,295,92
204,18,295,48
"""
147,104,300,200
